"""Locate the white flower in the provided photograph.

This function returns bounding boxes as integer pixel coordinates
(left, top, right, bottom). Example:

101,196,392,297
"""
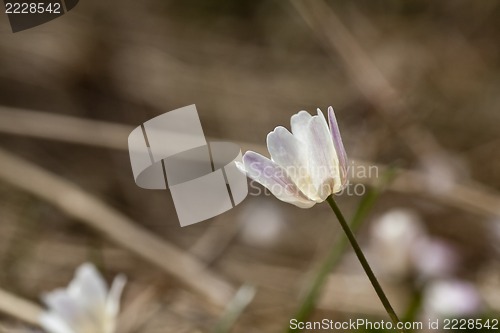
370,209,426,278
39,263,126,333
237,107,348,208
370,209,460,280
423,279,481,318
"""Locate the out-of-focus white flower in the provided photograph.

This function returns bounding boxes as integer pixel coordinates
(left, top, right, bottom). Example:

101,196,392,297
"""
237,107,348,208
370,209,426,278
39,263,126,333
411,237,459,280
239,200,285,247
423,279,481,318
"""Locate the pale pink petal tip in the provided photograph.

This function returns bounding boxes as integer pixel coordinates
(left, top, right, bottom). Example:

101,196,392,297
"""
328,106,348,185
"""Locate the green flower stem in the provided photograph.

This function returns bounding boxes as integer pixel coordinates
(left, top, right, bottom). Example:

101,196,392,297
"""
403,287,423,323
287,168,397,333
288,187,381,332
326,195,404,331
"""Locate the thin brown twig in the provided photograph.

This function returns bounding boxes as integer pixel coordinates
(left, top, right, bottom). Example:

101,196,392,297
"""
0,288,41,326
0,147,235,308
0,106,498,220
189,221,242,266
0,106,128,150
290,0,445,159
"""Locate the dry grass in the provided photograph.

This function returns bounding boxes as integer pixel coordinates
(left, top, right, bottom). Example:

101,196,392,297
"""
0,1,499,332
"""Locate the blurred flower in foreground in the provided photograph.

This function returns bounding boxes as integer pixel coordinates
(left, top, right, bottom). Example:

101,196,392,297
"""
423,279,481,318
237,107,348,208
39,263,126,333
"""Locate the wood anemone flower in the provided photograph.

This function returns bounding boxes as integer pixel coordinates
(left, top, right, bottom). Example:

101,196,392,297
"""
39,263,126,333
237,106,348,208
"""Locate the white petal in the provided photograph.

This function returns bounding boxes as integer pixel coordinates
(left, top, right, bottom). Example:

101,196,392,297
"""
68,264,107,307
266,126,319,201
106,274,126,318
39,313,76,333
305,110,338,200
67,263,108,329
290,111,312,144
241,151,315,208
235,161,246,174
42,290,85,327
327,106,348,189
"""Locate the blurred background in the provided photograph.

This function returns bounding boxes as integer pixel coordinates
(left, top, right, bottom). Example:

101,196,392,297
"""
0,0,500,332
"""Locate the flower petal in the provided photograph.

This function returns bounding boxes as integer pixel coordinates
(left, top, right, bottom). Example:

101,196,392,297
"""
68,264,107,307
42,289,85,327
328,106,348,189
39,312,76,333
266,126,319,201
66,263,108,328
290,110,312,144
106,274,126,318
240,151,315,208
305,110,338,200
